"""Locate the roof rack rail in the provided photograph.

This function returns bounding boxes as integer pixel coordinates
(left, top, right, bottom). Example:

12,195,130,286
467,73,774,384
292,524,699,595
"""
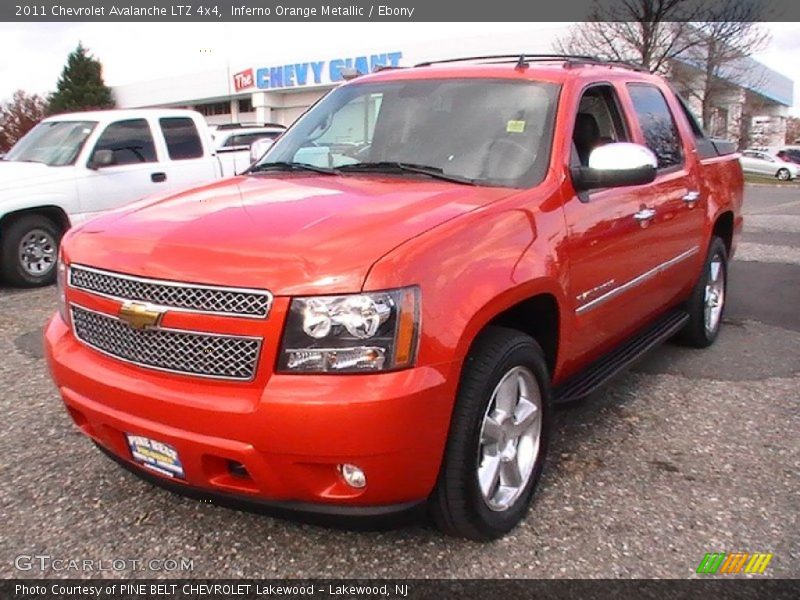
414,54,648,72
215,122,286,130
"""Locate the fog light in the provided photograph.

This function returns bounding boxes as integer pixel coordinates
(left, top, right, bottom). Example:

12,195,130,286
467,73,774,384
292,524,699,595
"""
339,463,366,488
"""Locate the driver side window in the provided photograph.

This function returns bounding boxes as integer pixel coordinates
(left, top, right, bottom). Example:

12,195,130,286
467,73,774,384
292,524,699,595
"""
572,85,629,167
92,119,157,166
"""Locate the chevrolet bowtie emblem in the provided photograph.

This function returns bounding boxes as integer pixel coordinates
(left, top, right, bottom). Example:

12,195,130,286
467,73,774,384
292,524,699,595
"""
118,301,165,330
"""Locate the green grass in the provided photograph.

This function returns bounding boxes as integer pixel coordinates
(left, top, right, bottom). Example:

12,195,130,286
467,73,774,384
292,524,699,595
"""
743,172,798,185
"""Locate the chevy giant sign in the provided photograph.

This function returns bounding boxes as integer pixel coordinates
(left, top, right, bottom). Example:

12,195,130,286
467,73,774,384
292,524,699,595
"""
233,51,403,92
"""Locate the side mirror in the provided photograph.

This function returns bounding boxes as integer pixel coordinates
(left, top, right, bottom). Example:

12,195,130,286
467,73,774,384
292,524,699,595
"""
88,149,115,170
249,138,274,164
571,143,657,192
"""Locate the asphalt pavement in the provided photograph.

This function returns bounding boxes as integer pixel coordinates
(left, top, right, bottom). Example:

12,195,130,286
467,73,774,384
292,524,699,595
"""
0,184,797,579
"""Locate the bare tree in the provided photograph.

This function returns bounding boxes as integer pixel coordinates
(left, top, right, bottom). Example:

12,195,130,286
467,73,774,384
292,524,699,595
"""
554,0,772,143
554,0,702,73
679,3,770,131
786,116,800,145
0,90,48,152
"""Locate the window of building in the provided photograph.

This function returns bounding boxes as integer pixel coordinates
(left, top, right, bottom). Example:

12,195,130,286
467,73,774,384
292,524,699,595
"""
627,84,684,169
195,101,230,117
238,98,253,113
159,117,204,160
93,119,156,165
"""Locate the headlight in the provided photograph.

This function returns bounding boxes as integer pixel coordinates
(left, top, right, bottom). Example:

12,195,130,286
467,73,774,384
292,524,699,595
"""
278,287,420,373
56,254,70,327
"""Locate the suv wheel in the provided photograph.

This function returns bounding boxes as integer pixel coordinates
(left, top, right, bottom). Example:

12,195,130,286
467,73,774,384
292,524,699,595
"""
1,214,61,287
429,326,551,541
677,237,728,348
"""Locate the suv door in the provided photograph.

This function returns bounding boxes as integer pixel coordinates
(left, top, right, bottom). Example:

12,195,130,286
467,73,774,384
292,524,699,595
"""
563,83,675,365
77,118,164,216
158,116,219,185
625,83,705,303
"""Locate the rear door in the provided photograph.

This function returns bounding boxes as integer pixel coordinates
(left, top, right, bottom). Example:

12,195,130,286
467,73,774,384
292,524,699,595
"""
623,82,705,302
77,118,164,215
157,116,220,187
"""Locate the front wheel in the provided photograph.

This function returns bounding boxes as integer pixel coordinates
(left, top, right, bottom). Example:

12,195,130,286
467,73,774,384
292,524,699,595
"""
0,214,61,287
676,237,728,348
429,327,551,541
776,168,791,181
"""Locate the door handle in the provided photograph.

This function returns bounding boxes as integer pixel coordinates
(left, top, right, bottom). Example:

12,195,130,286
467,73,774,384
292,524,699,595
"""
633,208,656,222
682,190,700,203
151,172,167,183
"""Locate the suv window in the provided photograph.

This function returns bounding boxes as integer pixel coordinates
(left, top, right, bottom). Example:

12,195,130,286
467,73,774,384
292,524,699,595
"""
627,84,683,169
93,119,156,165
160,117,204,160
263,79,560,188
572,84,629,166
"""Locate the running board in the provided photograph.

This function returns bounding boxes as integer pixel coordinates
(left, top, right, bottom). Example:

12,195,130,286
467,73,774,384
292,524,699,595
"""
553,309,689,404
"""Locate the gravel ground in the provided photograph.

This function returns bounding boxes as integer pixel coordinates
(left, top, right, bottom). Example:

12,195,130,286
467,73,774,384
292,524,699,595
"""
0,184,797,579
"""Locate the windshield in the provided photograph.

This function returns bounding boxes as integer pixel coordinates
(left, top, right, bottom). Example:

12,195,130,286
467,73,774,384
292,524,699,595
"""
5,120,97,166
258,78,559,188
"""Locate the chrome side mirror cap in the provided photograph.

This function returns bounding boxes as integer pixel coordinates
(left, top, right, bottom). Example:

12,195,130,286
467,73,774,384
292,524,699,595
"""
572,142,658,193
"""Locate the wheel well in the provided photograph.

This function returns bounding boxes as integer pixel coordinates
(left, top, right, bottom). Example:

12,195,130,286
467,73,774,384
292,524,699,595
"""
0,206,70,235
486,294,559,375
712,211,734,255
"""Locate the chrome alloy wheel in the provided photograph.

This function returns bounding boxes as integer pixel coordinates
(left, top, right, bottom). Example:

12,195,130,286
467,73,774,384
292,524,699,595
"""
477,365,542,511
18,228,57,277
704,255,725,334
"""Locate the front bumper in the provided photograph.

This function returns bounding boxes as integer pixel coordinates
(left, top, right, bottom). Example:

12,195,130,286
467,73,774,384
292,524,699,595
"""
45,315,457,511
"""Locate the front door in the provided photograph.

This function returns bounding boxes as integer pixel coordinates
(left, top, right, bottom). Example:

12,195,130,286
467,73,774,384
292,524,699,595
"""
562,83,675,367
77,118,165,217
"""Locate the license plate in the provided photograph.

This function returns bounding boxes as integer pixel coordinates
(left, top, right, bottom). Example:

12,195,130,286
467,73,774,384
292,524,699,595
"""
125,434,185,479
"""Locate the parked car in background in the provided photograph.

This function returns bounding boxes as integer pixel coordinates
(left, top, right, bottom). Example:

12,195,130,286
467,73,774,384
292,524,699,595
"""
212,123,286,175
47,55,743,540
211,123,285,151
739,149,798,181
0,109,244,287
775,147,800,165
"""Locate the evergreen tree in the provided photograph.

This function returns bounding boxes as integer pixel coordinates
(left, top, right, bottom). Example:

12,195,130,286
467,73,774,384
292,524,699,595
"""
47,43,115,114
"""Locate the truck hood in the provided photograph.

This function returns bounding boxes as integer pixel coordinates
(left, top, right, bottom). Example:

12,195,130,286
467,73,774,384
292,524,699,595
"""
66,174,514,295
0,160,75,193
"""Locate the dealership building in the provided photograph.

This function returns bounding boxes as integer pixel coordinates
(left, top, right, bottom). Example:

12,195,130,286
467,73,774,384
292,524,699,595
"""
112,30,794,146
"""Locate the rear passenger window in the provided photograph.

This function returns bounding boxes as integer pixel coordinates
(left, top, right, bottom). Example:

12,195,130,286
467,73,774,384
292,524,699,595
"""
160,117,204,160
627,84,683,169
93,119,156,165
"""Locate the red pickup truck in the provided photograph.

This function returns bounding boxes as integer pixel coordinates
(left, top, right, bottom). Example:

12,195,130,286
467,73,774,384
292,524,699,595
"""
45,55,743,540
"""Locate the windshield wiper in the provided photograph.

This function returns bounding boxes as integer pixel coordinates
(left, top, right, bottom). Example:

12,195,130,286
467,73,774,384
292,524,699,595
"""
248,161,339,175
338,161,477,185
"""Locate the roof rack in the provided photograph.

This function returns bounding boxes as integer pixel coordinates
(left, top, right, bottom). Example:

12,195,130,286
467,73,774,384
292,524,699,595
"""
414,54,648,72
214,122,286,130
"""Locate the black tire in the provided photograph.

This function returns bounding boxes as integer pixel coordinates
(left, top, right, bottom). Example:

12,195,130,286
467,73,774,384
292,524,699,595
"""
0,214,61,287
676,237,728,348
429,326,551,541
777,168,791,181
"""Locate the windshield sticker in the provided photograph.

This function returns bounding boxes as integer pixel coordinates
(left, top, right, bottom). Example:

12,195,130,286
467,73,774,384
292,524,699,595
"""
506,120,526,133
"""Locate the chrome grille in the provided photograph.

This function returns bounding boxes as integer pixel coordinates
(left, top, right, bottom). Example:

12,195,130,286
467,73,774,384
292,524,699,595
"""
69,265,271,318
71,305,262,381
